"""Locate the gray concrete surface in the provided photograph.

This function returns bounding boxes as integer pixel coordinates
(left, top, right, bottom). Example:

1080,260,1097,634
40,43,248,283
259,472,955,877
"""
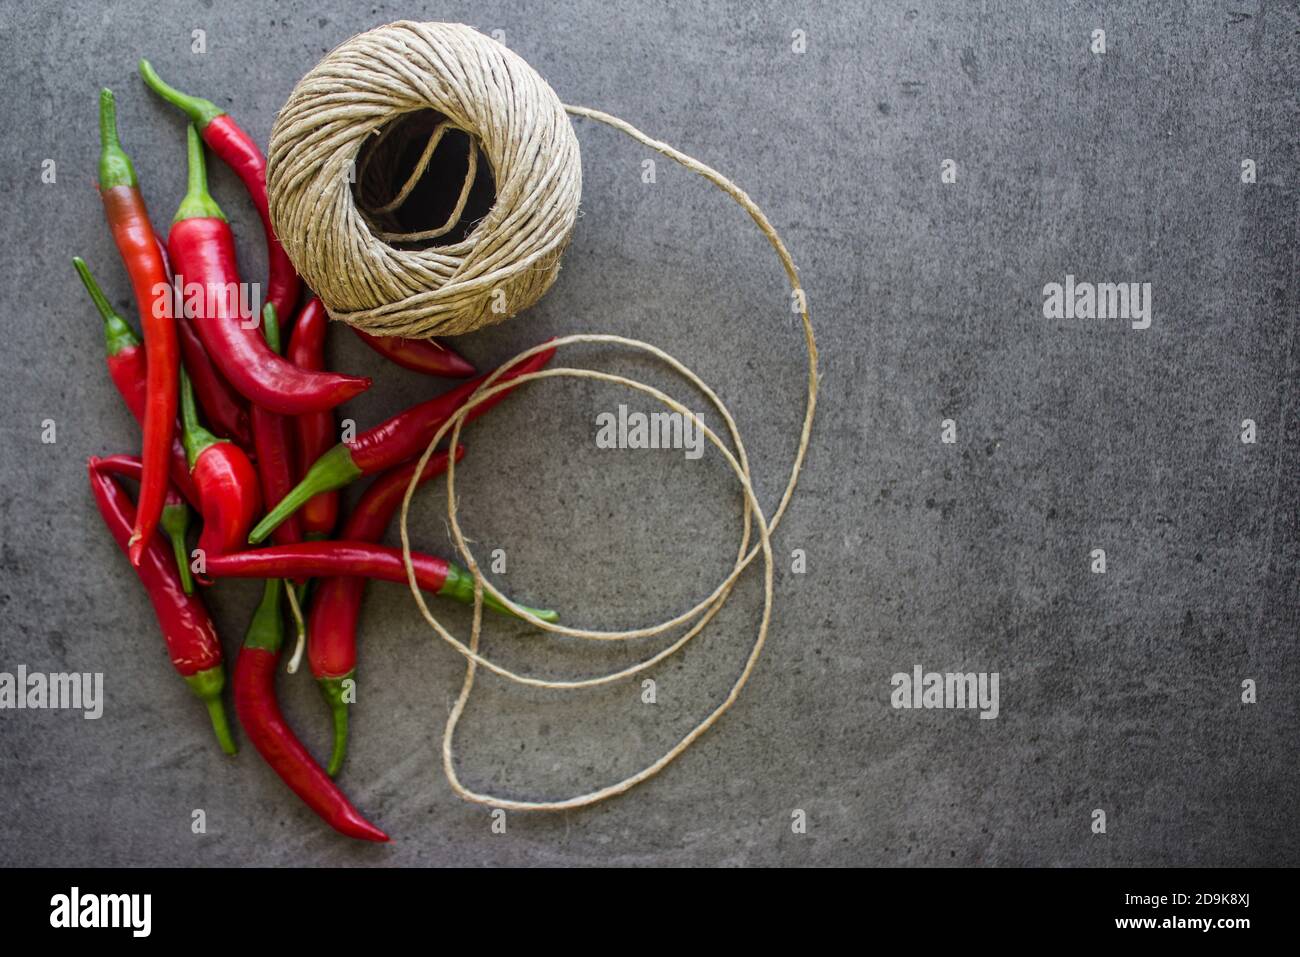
0,0,1296,866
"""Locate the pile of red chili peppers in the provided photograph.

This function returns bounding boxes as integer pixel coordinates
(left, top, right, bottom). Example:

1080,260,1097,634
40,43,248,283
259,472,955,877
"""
82,65,559,843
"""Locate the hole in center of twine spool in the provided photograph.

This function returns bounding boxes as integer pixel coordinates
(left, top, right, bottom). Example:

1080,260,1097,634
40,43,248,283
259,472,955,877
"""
352,109,497,249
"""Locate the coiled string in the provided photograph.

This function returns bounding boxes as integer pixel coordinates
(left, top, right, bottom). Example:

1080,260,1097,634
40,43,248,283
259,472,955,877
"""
397,105,818,811
354,116,480,243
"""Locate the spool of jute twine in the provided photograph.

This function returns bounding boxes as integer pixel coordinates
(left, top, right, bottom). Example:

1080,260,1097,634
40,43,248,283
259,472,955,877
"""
268,21,819,812
267,21,581,337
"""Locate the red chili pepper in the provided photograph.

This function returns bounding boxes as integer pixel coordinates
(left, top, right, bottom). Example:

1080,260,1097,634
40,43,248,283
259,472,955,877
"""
206,542,559,622
167,124,370,416
95,453,197,595
151,225,255,451
309,446,464,775
138,60,300,327
97,89,177,568
249,344,556,543
351,328,476,378
249,304,302,548
234,578,388,842
87,456,235,754
176,304,253,450
285,298,339,539
180,368,260,563
75,256,200,509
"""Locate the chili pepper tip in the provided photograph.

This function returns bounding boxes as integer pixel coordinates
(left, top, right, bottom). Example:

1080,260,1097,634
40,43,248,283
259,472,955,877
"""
352,328,479,378
126,532,146,568
349,820,390,843
436,342,479,378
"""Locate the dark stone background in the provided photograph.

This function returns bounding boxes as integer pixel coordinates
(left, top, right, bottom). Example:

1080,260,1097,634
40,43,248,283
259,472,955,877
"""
0,0,1295,866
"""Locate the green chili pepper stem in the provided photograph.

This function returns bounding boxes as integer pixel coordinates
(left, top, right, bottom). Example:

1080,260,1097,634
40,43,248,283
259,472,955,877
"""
318,674,352,777
179,367,225,469
262,303,281,353
244,578,285,654
160,501,195,595
137,58,225,129
174,124,226,224
184,666,236,755
73,257,140,356
248,444,362,544
97,88,137,190
438,563,560,623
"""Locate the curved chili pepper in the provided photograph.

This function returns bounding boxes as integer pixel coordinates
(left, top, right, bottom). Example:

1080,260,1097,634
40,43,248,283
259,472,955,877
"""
352,328,476,378
96,455,194,594
97,89,177,568
286,298,338,539
180,368,260,563
249,344,556,543
94,454,198,596
167,124,370,416
249,304,302,548
87,456,235,754
75,256,200,508
207,541,560,622
138,59,300,327
234,578,388,842
176,304,253,450
309,446,464,775
153,224,254,452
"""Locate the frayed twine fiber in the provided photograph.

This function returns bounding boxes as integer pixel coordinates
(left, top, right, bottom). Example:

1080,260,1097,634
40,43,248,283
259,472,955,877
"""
272,21,818,811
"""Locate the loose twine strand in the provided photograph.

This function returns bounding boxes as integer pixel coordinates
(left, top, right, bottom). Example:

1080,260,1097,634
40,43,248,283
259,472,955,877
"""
397,105,818,812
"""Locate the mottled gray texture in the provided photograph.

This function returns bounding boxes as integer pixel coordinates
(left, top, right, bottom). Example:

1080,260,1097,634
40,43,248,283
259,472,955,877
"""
0,0,1296,867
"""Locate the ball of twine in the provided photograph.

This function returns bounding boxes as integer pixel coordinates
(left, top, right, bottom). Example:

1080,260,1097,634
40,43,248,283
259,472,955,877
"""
266,21,582,337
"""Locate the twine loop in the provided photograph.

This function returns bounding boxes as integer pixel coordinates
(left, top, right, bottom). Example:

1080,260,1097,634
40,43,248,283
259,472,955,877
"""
397,106,818,811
